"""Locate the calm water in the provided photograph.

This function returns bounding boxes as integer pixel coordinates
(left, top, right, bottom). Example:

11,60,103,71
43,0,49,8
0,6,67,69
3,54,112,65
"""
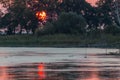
0,47,119,80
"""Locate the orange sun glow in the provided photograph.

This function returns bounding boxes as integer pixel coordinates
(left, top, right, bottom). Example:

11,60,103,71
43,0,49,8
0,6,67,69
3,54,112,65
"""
38,63,46,80
36,11,47,21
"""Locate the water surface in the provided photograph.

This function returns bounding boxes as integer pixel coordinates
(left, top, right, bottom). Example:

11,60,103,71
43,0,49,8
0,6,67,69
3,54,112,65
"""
0,47,119,80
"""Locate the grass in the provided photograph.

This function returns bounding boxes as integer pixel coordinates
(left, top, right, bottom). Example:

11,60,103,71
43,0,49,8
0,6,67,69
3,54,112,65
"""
108,52,120,55
0,34,119,47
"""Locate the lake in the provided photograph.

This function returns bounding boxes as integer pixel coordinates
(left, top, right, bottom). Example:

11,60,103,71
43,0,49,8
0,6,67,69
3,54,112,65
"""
0,47,119,80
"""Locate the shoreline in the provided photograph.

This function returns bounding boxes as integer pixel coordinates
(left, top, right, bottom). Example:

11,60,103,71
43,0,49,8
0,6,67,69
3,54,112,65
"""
0,34,119,49
0,44,119,49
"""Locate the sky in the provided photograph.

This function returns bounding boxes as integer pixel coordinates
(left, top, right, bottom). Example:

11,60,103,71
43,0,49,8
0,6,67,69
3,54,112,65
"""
86,0,98,6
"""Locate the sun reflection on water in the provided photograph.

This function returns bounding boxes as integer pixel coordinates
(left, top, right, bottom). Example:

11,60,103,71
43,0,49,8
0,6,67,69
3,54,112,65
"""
0,67,12,80
38,63,46,80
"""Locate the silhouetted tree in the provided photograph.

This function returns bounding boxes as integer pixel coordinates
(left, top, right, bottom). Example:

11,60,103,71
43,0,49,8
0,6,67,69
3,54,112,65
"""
0,0,39,34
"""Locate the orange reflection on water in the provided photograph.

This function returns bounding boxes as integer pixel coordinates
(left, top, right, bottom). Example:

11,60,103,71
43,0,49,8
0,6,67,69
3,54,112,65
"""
0,67,10,80
83,54,100,80
86,71,100,80
77,54,101,80
38,63,46,80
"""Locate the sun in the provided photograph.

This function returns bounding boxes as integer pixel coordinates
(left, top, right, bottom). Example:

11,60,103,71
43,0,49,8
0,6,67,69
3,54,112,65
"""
36,11,47,21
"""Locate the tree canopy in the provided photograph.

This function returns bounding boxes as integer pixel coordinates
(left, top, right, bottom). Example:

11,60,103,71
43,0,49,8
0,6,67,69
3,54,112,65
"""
0,0,119,35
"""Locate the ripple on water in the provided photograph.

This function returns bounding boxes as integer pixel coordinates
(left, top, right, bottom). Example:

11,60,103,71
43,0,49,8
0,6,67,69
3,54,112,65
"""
0,48,119,80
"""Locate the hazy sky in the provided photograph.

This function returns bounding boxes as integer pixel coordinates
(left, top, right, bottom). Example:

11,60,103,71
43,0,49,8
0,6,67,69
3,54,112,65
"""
86,0,98,6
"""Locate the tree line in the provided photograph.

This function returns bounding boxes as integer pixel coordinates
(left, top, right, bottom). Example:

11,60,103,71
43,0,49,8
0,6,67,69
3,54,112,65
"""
0,0,120,35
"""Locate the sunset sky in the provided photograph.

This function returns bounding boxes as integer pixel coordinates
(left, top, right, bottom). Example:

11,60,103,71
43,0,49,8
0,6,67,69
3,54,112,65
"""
86,0,98,6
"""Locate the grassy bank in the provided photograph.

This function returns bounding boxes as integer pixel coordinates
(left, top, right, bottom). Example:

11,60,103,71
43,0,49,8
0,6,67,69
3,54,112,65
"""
0,34,119,48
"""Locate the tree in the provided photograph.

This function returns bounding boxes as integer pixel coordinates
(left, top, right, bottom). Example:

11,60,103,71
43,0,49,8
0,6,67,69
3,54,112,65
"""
104,24,120,35
26,0,98,29
113,0,120,27
96,0,120,33
36,12,87,35
53,0,100,34
113,0,120,53
54,12,87,34
97,0,120,53
0,0,39,34
96,0,114,26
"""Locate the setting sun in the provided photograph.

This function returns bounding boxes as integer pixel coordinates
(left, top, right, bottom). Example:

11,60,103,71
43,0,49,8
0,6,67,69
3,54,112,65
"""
36,11,47,21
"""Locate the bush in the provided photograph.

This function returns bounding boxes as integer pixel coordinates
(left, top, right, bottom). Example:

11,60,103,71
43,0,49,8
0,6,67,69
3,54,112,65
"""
54,12,87,34
35,22,55,35
104,25,120,35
